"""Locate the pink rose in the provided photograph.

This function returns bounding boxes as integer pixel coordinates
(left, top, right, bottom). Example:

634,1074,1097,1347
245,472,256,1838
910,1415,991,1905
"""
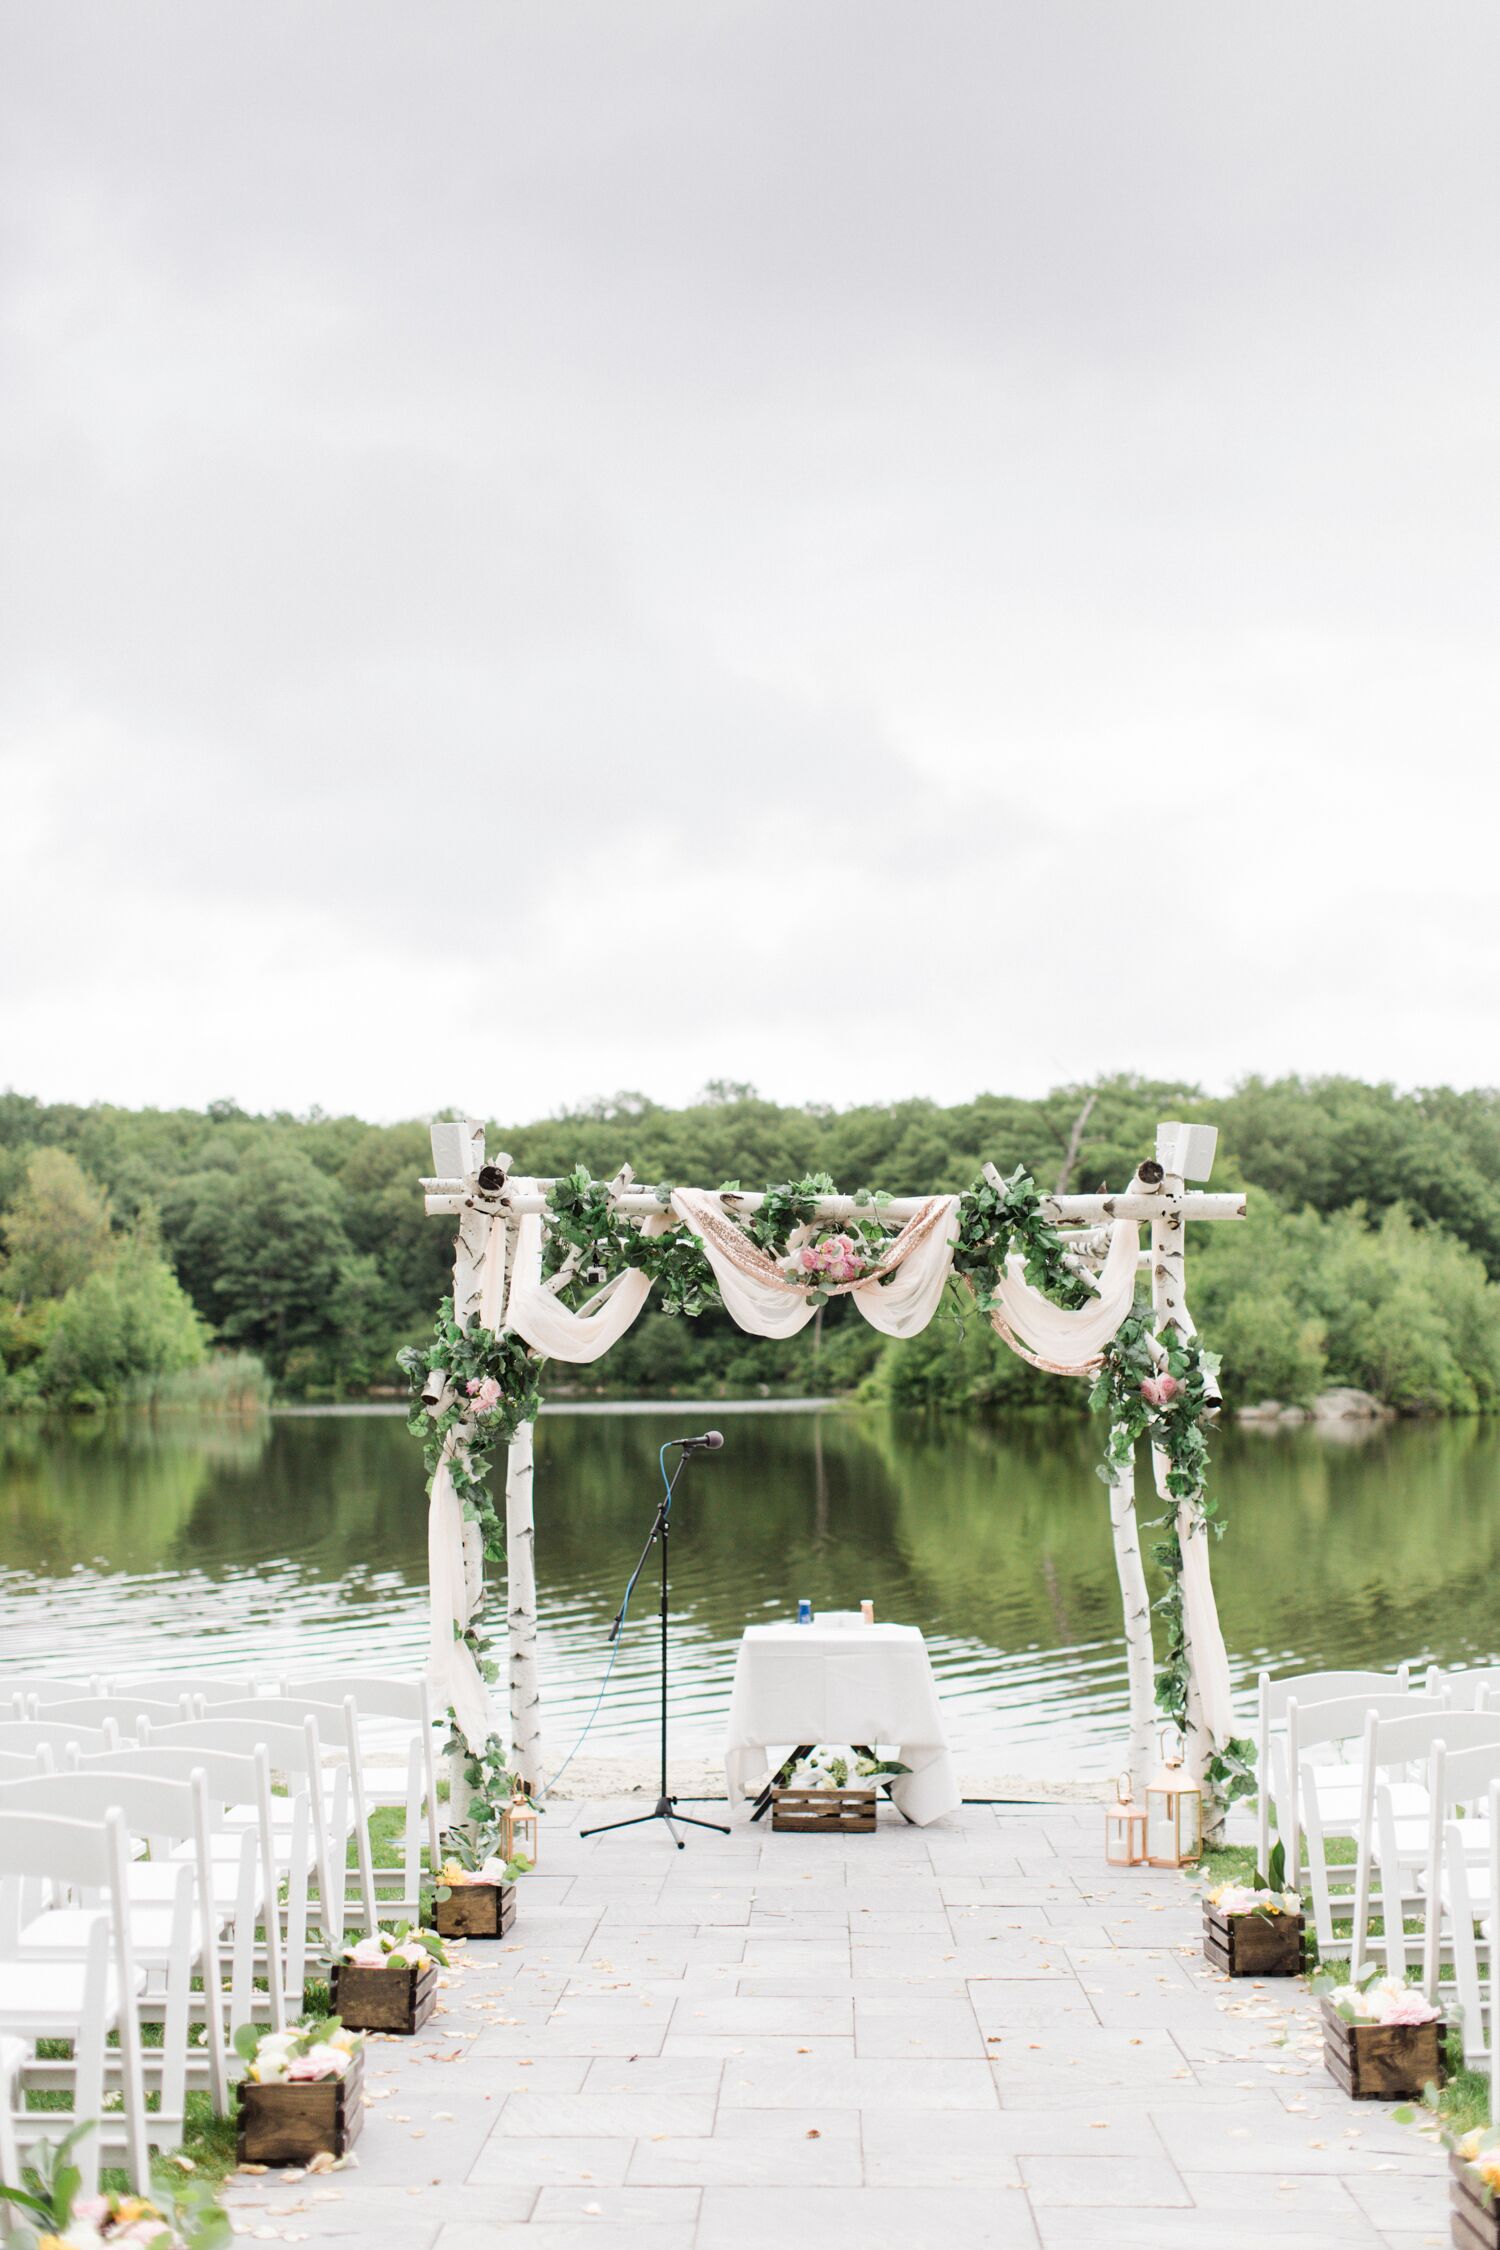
800,1246,820,1272
474,1377,502,1412
1141,1375,1180,1407
466,1377,481,1395
1382,1990,1439,2025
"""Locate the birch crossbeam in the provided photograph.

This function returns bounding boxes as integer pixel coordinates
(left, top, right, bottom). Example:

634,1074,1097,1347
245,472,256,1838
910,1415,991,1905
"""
421,1182,1245,1224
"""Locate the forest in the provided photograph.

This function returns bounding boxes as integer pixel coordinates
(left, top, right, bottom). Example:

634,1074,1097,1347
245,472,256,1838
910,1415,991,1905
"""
2,1074,1499,1416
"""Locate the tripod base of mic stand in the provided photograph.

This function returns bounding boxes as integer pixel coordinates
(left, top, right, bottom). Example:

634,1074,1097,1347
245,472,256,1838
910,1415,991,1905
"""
579,1795,731,1849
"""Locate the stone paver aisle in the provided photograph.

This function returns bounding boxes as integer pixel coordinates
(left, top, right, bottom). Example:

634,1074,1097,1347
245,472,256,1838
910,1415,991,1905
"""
226,1799,1449,2249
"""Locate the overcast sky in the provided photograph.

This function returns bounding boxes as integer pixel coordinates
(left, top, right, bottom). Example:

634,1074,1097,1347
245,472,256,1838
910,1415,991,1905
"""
2,3,1496,1128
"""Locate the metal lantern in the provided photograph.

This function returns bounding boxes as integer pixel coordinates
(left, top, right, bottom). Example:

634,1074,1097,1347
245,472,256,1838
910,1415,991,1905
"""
501,1786,540,1866
1104,1774,1147,1867
1145,1731,1202,1868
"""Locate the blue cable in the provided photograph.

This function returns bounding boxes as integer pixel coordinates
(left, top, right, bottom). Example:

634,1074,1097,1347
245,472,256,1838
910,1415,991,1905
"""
540,1443,677,1798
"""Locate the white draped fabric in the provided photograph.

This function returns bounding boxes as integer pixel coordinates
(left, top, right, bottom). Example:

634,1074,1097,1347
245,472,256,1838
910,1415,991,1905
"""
668,1189,961,1341
1172,1471,1238,1746
987,1220,1140,1375
503,1200,668,1362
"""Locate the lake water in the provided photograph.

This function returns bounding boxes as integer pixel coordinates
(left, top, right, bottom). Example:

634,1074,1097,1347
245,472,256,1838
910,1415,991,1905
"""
3,1403,1497,1784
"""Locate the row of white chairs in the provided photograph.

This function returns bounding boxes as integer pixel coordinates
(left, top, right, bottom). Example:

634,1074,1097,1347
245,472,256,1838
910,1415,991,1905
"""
3,1674,444,1922
1256,1662,1500,2087
0,1671,447,2198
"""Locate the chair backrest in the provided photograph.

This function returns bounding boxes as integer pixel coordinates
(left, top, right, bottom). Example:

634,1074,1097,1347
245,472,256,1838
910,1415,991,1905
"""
1433,1739,1500,1811
139,1715,319,1779
278,1675,430,1724
32,1696,195,1729
0,1746,54,1776
0,1675,97,1704
1261,1666,1411,1725
0,1802,131,1891
72,1743,267,1808
211,1695,355,1749
108,1676,259,1704
1367,1707,1500,1770
0,1768,201,1850
1434,1667,1500,1711
1290,1690,1441,1753
0,1720,118,1756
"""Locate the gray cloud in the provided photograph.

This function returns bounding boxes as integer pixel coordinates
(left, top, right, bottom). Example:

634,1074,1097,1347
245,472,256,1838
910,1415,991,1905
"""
2,1,1497,1120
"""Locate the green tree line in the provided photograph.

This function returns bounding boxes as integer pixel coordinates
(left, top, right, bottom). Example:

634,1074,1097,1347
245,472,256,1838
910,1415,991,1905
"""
2,1074,1499,1414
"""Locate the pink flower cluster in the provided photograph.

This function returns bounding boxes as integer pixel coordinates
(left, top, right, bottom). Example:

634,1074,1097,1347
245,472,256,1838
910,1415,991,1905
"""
466,1375,502,1413
1381,1987,1442,2026
798,1233,866,1283
1140,1374,1180,1407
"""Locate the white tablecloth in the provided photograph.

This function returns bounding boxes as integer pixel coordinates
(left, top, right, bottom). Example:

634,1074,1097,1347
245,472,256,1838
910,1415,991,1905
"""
724,1619,961,1826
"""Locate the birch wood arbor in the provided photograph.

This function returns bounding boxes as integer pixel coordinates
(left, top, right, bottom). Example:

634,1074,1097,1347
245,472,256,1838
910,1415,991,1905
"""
417,1118,1245,1813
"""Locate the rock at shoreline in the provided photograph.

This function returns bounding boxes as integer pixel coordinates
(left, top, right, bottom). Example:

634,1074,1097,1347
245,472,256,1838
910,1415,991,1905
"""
1311,1386,1390,1420
1239,1387,1392,1425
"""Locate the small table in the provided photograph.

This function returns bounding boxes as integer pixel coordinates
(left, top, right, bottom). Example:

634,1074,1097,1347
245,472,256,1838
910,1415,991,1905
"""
724,1619,961,1828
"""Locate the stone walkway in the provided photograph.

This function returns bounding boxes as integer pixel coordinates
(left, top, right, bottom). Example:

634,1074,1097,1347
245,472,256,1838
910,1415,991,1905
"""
225,1798,1449,2249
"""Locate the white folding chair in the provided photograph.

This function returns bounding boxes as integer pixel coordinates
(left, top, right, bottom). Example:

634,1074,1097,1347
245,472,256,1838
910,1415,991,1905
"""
0,1750,54,1780
1349,1708,1500,1981
0,1772,210,2129
1257,1666,1412,1879
26,1697,196,1733
0,1809,151,2194
108,1676,261,1706
0,1722,119,1760
279,1675,440,1917
1294,1690,1443,1954
139,1717,325,2003
1432,1667,1500,1711
73,1744,290,2039
1422,1741,1500,2029
209,1697,377,1939
0,1677,100,1712
0,2033,22,2199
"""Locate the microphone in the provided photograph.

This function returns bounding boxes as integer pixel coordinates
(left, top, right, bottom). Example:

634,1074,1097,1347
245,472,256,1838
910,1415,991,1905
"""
668,1430,723,1452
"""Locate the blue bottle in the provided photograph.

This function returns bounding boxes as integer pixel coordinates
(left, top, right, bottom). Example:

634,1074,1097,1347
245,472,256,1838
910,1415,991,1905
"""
797,1598,813,1624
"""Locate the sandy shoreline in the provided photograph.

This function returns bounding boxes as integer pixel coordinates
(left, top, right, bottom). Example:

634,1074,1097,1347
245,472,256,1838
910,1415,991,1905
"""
538,1751,1107,1804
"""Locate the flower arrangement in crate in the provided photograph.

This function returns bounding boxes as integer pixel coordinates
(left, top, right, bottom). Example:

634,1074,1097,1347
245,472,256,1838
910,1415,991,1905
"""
330,1922,446,2035
233,2019,365,2167
1430,2119,1500,2242
433,1806,533,1941
1314,1965,1445,2101
0,2123,229,2249
770,1746,907,1834
1201,1841,1305,1977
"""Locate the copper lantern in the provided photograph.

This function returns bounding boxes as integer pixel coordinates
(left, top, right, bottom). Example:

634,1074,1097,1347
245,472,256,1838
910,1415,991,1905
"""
1145,1731,1202,1868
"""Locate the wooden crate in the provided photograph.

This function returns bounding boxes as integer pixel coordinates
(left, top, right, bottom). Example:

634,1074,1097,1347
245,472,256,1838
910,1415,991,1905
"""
1321,1998,1444,2101
1451,2152,1500,2250
771,1787,877,1834
237,2049,364,2166
329,1958,439,2035
1202,1905,1305,1978
435,1880,517,1941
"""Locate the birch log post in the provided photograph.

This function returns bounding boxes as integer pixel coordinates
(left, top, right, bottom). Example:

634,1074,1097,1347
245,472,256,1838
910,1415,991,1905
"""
1108,1443,1157,1797
505,1419,542,1785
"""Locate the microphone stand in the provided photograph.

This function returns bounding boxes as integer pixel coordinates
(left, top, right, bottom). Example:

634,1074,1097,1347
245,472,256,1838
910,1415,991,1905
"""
580,1443,730,1849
